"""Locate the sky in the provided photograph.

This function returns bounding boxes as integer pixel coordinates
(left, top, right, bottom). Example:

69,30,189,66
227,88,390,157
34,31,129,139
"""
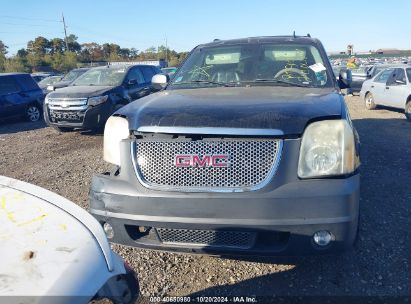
1,0,410,56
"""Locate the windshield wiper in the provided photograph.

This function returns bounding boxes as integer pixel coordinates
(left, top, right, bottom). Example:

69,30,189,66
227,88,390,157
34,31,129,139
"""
248,79,311,88
186,80,238,87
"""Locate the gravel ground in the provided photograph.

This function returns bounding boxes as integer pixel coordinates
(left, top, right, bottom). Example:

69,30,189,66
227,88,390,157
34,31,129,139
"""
0,95,410,298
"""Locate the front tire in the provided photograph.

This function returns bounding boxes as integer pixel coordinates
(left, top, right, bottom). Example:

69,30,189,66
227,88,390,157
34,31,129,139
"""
365,92,376,110
405,101,411,122
26,105,41,122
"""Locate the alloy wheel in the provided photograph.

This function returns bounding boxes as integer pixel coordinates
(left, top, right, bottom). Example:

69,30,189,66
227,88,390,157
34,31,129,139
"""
27,106,40,122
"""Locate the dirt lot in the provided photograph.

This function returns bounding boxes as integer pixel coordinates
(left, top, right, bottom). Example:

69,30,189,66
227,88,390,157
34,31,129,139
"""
0,95,410,298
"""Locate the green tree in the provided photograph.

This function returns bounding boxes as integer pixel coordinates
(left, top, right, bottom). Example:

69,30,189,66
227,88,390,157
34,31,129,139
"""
0,33,189,73
61,51,77,71
139,46,157,60
66,34,81,53
0,40,7,72
27,36,50,55
50,38,65,55
51,52,64,71
102,43,111,59
80,42,104,62
4,57,26,72
129,48,139,59
0,40,8,56
108,43,121,61
26,53,43,71
17,48,28,58
118,48,130,60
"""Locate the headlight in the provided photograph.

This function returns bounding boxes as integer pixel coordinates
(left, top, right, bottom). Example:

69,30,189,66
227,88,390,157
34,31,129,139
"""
298,120,356,178
104,116,129,166
44,96,49,104
88,95,108,106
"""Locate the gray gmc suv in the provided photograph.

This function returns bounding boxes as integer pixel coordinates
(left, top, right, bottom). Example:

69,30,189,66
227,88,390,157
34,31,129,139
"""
89,36,360,256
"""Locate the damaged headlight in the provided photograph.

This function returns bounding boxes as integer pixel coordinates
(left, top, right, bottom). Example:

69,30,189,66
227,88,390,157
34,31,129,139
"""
104,116,129,166
298,120,356,178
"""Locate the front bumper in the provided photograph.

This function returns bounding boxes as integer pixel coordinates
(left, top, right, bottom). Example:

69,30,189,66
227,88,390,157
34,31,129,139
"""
89,172,360,256
44,102,113,130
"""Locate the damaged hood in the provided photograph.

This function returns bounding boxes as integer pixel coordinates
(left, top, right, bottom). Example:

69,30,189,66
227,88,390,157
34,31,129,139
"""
117,86,343,135
47,85,115,98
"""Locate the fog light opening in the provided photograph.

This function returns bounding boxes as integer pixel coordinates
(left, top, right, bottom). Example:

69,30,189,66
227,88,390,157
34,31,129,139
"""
103,222,114,239
313,230,334,247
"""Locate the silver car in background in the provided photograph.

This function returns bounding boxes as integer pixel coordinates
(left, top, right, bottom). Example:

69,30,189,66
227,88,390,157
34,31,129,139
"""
360,65,411,121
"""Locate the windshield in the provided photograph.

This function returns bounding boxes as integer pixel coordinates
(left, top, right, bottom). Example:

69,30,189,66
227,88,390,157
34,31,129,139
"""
62,70,83,82
169,43,332,89
38,76,62,86
71,67,126,86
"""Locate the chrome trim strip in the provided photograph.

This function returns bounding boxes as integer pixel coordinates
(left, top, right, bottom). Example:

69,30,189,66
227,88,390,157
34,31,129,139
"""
49,105,88,111
89,208,356,225
130,139,283,193
47,97,88,102
137,126,284,136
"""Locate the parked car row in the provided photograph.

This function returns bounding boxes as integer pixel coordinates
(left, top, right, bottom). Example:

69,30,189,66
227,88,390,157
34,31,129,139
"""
360,65,411,121
0,64,167,127
331,59,411,121
332,64,409,93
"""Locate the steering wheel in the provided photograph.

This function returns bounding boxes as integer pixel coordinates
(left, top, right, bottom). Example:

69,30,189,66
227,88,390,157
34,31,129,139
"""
274,68,309,81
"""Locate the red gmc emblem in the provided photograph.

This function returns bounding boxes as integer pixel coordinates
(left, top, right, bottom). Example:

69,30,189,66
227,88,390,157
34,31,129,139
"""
175,155,230,167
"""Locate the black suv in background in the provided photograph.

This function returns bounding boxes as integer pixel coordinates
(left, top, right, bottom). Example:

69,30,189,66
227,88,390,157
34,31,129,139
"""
0,73,44,122
44,64,161,132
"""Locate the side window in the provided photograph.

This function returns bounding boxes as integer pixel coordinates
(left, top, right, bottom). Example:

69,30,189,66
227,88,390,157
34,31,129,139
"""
407,69,411,83
393,68,406,85
141,66,155,83
16,74,39,91
152,66,161,75
374,69,394,83
126,68,144,84
0,76,21,95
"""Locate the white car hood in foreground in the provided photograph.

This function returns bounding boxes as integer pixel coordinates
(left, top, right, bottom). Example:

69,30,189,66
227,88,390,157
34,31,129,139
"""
0,176,125,302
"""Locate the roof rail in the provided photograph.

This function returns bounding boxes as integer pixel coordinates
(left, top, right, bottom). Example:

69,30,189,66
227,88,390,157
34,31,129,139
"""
292,32,312,38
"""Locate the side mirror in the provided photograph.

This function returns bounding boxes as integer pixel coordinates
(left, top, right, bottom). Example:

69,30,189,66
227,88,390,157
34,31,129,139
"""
127,79,137,86
338,68,352,89
151,74,168,91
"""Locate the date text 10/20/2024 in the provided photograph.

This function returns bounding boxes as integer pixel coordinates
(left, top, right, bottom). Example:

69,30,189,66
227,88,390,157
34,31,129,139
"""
149,296,258,303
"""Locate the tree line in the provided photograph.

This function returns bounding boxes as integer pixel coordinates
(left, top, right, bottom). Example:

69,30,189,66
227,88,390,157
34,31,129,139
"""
0,35,189,73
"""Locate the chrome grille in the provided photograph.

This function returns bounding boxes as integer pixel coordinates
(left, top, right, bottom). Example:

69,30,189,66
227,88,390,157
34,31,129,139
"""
156,228,256,249
47,97,88,111
132,138,282,192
